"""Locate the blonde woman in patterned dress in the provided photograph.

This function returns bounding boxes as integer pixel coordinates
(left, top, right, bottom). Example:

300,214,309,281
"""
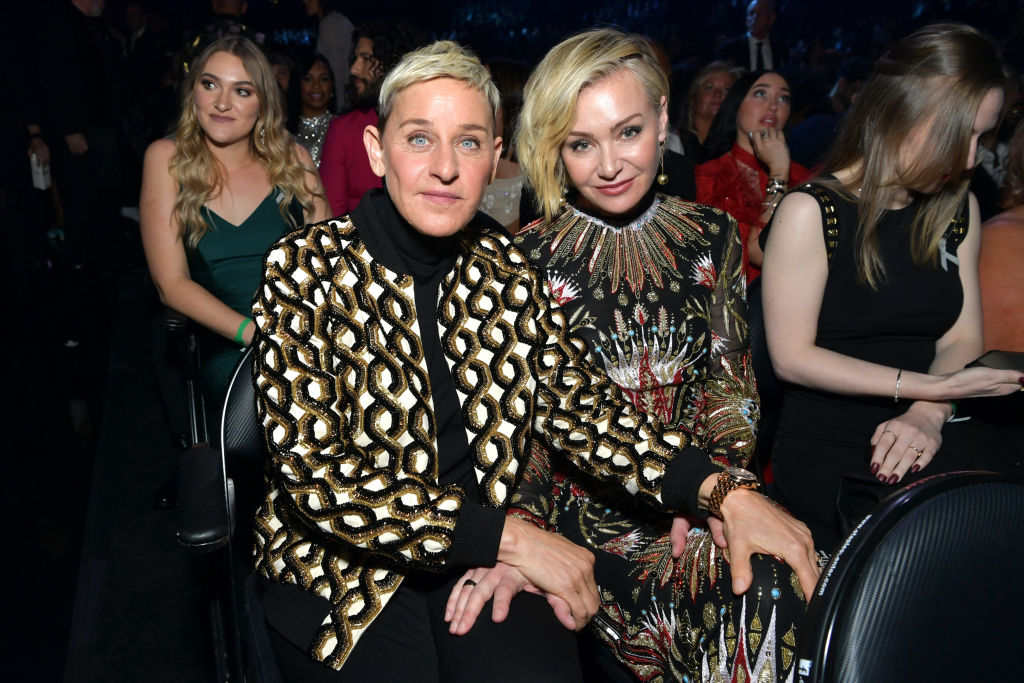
445,28,818,683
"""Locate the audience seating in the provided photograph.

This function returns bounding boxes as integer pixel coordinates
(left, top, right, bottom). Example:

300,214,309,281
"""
177,344,282,682
796,470,1024,682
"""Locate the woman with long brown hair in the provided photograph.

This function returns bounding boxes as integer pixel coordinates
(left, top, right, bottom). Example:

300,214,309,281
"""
762,23,1024,553
141,36,329,410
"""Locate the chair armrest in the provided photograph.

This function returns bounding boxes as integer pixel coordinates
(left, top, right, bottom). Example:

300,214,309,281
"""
176,444,230,552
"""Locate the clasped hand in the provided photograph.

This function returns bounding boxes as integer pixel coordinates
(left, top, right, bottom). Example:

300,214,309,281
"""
445,516,597,636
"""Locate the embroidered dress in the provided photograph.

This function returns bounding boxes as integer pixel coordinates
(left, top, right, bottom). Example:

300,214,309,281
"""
512,193,806,682
696,143,811,282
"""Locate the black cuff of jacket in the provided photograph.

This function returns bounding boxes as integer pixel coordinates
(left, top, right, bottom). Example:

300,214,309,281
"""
447,500,505,568
661,445,722,518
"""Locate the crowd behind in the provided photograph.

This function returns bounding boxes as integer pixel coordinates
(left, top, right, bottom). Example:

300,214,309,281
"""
7,0,1024,681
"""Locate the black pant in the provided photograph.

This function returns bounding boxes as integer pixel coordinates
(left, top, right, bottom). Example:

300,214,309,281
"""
263,570,584,682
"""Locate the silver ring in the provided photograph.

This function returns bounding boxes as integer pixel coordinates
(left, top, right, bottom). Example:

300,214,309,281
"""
759,130,769,138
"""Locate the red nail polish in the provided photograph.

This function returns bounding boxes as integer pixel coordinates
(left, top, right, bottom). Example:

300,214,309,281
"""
911,464,920,473
888,474,899,485
870,462,879,475
877,474,886,483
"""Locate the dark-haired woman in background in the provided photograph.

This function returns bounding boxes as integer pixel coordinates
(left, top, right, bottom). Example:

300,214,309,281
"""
289,50,336,167
697,70,811,282
762,24,1024,553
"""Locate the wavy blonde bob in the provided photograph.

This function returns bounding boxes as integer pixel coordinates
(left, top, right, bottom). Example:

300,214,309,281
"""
823,23,1004,287
171,36,317,247
517,28,668,222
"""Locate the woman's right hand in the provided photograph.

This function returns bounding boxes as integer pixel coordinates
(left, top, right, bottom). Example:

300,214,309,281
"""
749,127,790,178
934,366,1024,400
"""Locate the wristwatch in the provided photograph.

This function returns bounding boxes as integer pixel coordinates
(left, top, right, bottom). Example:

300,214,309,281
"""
707,466,761,516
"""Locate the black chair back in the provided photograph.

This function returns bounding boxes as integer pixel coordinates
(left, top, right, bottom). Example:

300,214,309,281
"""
797,471,1024,682
219,345,262,461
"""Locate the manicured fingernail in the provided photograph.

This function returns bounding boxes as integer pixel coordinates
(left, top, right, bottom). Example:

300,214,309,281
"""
1019,377,1024,384
870,462,879,475
911,464,920,473
888,474,899,485
877,474,886,482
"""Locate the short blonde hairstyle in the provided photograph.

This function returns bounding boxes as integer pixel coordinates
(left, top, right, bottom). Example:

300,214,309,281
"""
376,40,500,133
517,28,669,221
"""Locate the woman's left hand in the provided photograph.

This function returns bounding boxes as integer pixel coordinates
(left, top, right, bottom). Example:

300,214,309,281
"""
749,127,790,178
445,562,574,635
870,401,948,484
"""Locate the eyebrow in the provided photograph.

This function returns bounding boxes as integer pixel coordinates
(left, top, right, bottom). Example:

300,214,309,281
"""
398,118,490,133
753,83,791,93
567,112,643,138
199,72,254,87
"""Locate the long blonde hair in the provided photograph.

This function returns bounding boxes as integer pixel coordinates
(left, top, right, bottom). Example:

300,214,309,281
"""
823,23,1003,288
171,36,317,247
517,28,668,222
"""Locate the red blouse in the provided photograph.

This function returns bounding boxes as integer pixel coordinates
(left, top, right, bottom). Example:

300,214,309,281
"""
696,142,812,281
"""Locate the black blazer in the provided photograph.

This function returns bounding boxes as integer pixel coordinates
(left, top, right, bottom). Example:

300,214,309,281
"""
715,34,788,71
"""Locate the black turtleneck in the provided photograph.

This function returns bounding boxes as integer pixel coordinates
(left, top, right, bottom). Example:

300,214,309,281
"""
350,189,505,569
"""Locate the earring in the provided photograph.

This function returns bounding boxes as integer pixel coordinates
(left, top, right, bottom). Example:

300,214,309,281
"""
656,141,669,186
259,127,266,145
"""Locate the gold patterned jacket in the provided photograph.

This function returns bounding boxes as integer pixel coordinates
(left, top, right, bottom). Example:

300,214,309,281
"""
250,200,722,669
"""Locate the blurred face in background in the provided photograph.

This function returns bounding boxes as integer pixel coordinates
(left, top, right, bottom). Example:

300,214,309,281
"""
695,70,735,123
350,37,380,106
746,0,775,40
300,60,333,117
271,64,291,93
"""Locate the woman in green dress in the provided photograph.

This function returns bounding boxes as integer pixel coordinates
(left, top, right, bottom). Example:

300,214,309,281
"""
141,36,330,411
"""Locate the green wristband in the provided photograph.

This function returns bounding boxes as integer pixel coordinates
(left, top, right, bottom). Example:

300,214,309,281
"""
235,317,252,346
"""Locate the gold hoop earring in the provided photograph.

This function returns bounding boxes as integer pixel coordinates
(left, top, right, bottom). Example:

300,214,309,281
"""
656,141,669,186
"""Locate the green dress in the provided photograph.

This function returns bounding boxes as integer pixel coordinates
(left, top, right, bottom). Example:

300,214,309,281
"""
189,188,303,413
